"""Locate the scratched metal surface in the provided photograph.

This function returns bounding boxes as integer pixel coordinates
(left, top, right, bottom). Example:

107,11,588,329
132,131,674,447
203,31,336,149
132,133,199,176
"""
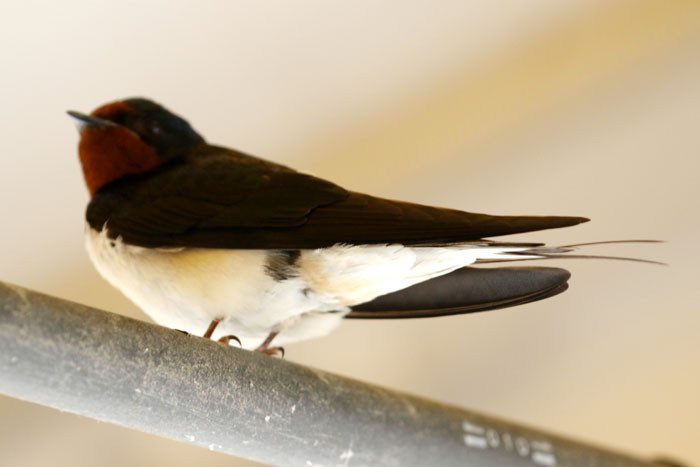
0,281,657,467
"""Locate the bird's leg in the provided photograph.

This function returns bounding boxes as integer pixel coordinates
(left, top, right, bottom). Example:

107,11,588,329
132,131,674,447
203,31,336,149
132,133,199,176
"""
254,331,284,357
202,318,221,339
203,318,242,347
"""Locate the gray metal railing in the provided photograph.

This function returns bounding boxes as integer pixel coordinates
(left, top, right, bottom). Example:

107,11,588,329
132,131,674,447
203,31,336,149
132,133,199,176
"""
0,281,678,466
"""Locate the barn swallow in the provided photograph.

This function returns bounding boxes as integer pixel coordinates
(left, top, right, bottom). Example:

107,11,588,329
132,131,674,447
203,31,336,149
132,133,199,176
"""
67,98,626,354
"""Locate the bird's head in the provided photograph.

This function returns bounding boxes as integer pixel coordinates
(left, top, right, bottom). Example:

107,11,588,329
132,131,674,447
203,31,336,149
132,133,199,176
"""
68,98,204,196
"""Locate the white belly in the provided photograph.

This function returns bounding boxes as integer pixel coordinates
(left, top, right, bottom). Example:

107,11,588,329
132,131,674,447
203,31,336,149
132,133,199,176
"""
85,225,526,349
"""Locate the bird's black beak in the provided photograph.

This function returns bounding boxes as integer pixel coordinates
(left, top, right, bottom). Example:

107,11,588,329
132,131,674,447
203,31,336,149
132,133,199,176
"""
66,110,115,132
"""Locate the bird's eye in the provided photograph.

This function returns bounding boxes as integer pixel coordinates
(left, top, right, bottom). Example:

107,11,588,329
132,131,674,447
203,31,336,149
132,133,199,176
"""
150,122,162,135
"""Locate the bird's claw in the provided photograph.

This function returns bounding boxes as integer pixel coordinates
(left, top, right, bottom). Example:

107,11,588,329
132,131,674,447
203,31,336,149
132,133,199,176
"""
217,334,242,347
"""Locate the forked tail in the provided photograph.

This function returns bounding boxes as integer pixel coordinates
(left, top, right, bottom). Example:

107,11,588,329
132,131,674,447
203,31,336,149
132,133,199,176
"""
478,239,665,266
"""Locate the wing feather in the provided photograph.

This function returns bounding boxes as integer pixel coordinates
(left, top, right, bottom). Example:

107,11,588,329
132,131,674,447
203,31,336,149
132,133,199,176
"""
86,146,588,249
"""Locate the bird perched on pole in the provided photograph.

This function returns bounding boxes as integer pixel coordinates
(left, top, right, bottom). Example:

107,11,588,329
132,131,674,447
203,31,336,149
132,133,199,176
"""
67,98,650,354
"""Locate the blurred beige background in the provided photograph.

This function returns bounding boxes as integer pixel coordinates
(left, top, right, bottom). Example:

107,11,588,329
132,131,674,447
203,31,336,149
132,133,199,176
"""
1,1,699,465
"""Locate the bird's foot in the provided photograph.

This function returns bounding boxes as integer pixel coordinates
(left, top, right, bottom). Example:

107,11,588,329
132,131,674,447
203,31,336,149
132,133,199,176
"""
202,319,242,347
253,331,283,357
217,334,242,347
254,345,285,358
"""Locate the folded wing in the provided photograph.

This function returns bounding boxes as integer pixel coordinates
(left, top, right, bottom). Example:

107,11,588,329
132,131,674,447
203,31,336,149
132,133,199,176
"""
87,146,588,249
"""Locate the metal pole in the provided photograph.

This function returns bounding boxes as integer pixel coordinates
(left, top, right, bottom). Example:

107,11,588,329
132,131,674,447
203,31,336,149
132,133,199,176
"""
0,281,669,466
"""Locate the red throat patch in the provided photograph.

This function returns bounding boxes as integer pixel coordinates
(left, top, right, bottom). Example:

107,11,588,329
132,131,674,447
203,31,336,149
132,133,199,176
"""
78,125,159,196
